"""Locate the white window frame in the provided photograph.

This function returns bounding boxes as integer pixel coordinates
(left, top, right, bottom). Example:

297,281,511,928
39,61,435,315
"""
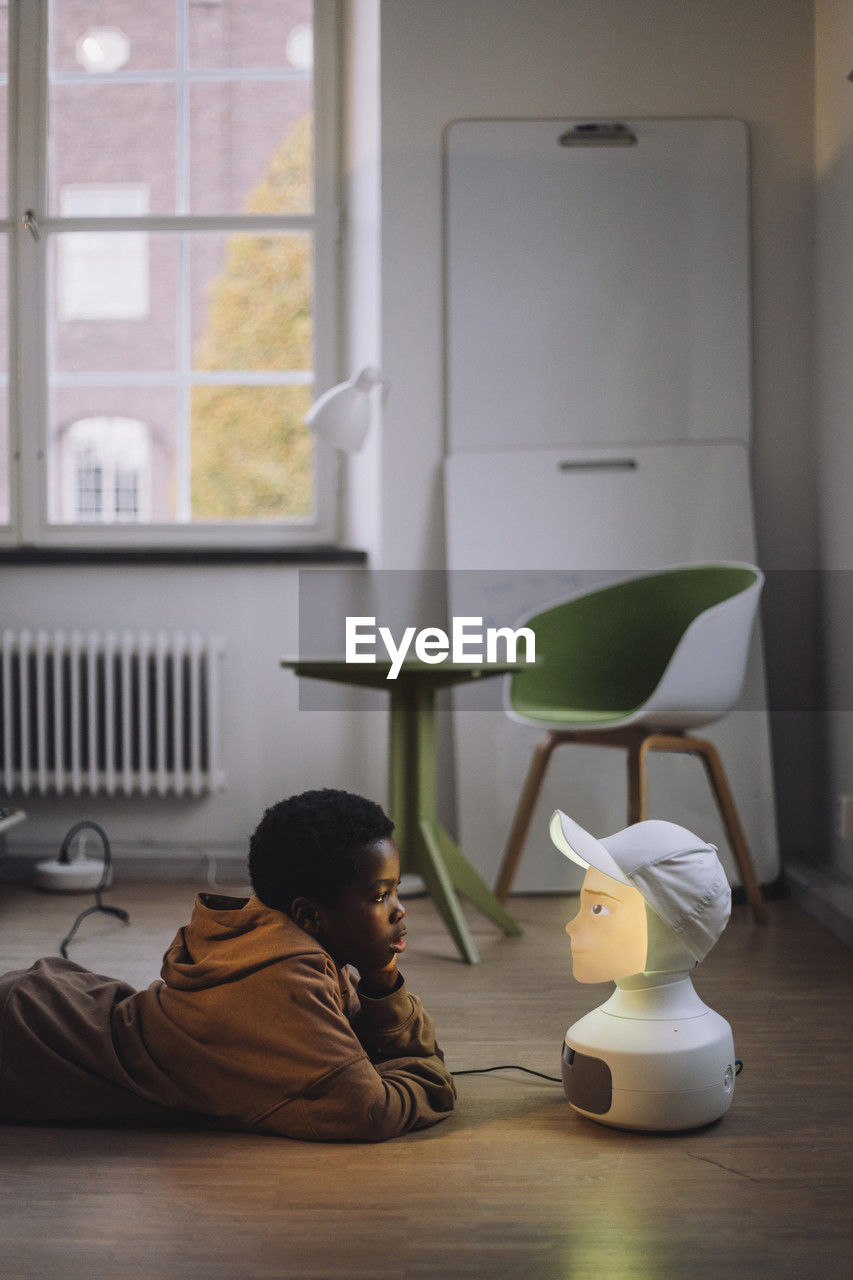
3,0,342,549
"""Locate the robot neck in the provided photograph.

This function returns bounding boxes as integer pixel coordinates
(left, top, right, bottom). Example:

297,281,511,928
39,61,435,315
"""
603,971,710,1020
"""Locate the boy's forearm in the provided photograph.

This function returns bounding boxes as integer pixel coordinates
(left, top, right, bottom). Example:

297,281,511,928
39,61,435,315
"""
353,974,443,1062
348,975,457,1139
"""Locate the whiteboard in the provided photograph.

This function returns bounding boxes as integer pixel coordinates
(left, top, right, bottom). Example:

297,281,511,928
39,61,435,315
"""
445,442,756,572
443,119,775,891
444,444,779,892
445,118,751,451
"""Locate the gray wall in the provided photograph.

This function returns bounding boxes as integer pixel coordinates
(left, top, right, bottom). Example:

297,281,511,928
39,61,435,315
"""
3,0,837,886
370,0,820,861
0,562,384,866
815,0,853,882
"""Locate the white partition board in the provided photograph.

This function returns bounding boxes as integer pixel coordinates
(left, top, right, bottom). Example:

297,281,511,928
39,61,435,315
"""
445,118,750,451
444,444,779,892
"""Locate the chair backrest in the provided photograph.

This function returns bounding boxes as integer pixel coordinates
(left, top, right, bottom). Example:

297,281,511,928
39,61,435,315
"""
507,563,763,731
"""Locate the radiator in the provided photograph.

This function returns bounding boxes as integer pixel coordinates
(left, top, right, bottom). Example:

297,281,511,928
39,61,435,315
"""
0,629,225,797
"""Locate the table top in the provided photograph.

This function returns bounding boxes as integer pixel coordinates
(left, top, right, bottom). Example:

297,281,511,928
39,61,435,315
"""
280,657,523,691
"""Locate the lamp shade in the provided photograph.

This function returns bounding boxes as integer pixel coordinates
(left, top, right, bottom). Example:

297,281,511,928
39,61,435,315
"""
304,366,386,452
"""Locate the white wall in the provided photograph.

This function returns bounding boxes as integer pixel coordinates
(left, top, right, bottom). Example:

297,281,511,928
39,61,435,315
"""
371,0,820,858
815,0,853,879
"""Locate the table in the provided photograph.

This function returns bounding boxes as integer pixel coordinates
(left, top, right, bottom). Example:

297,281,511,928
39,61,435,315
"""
280,659,522,963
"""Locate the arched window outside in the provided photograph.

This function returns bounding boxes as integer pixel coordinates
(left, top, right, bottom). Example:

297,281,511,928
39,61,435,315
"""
62,417,152,524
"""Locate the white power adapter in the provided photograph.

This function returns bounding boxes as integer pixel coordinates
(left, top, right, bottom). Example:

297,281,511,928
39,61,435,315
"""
35,824,112,893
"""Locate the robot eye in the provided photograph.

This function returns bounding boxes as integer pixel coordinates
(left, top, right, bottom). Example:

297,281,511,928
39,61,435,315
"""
590,902,611,917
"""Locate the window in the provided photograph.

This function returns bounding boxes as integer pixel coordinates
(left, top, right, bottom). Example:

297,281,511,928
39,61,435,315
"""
58,186,150,321
1,0,340,547
60,417,152,523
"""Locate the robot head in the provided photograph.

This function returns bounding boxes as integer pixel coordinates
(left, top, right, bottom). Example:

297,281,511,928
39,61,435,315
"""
551,811,732,981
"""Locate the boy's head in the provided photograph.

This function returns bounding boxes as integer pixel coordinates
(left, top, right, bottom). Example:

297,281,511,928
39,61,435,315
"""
249,788,395,915
249,790,408,974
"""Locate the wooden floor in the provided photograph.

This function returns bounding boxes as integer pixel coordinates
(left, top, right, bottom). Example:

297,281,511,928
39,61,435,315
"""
0,876,851,1280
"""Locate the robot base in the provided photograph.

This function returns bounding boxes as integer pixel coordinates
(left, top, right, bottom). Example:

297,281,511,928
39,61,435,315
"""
561,977,737,1132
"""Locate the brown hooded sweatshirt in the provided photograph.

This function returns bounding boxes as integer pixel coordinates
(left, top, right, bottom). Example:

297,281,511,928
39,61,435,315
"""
0,893,456,1142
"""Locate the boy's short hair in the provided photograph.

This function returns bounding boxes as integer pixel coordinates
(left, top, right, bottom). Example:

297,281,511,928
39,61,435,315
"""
248,788,395,915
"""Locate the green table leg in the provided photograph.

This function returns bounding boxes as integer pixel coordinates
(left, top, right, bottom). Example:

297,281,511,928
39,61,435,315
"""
388,680,415,873
388,678,482,962
417,817,481,965
407,680,520,961
431,820,522,937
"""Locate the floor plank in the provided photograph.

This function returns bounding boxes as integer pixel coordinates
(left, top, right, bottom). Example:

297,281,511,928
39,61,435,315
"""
0,879,851,1279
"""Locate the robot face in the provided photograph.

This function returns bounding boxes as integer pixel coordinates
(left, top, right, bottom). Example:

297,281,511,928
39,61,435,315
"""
565,866,648,983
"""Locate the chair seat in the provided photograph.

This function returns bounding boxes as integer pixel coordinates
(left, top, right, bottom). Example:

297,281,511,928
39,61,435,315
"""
512,702,635,726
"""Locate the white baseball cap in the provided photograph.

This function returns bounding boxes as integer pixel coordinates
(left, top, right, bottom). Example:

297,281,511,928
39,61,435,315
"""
550,810,731,963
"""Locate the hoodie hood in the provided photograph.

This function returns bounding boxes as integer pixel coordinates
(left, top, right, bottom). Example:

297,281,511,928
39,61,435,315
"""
161,893,327,992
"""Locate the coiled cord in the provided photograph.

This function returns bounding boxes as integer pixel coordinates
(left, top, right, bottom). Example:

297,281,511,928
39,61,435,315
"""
57,821,130,958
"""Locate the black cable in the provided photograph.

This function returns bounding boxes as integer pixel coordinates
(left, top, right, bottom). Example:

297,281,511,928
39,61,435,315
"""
453,1064,562,1083
456,1061,744,1084
57,821,130,958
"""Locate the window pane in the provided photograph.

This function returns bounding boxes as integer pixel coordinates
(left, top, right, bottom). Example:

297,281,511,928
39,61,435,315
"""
48,390,174,523
189,0,312,72
190,384,313,521
192,230,313,371
49,231,177,370
189,0,315,218
49,0,176,74
48,82,177,214
190,82,313,215
48,384,314,525
47,229,314,525
48,1,315,217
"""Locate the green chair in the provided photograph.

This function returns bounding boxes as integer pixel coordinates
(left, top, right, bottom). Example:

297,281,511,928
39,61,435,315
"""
494,563,768,922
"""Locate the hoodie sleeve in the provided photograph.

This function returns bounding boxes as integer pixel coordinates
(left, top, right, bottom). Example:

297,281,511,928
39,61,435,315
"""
251,958,456,1143
352,976,446,1064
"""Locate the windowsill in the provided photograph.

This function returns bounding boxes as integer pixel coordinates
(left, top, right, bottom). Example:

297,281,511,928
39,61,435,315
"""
0,544,368,566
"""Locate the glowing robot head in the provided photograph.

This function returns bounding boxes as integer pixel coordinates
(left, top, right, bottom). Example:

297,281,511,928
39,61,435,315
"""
550,811,732,982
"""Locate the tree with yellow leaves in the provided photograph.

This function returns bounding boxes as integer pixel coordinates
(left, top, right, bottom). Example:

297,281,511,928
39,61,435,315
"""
190,113,315,520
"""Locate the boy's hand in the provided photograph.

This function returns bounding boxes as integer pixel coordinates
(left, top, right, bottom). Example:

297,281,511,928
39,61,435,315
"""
359,956,401,998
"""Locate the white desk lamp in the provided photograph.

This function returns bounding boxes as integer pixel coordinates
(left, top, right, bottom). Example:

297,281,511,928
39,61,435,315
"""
304,366,387,452
551,809,738,1132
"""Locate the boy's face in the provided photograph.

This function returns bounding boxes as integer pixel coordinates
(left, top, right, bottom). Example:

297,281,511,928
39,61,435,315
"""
312,838,407,974
565,865,648,983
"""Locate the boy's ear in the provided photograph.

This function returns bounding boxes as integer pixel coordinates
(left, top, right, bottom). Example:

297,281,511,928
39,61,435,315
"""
291,896,322,935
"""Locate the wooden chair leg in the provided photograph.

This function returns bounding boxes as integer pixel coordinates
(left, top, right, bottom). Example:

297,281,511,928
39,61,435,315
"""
690,735,768,924
494,732,561,902
627,734,650,825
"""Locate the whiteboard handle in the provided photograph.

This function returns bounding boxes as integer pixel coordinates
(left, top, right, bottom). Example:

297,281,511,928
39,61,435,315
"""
558,459,638,473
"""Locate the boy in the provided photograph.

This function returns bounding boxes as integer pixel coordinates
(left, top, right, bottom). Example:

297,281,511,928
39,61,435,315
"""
0,790,456,1142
